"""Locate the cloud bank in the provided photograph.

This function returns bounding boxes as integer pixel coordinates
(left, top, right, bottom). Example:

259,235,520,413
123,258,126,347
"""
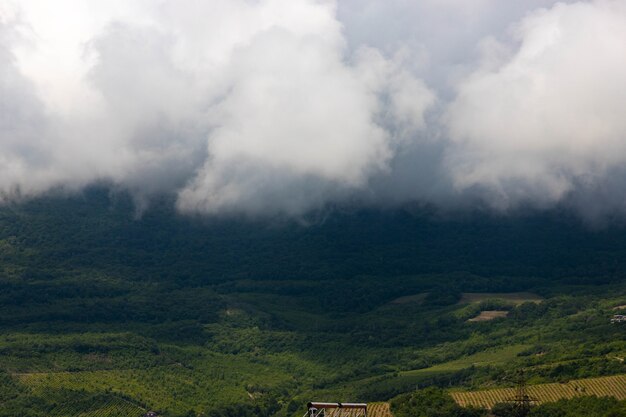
1,0,626,218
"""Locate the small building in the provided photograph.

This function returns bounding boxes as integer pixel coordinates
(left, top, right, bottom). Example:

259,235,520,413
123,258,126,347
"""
306,402,367,417
610,314,626,324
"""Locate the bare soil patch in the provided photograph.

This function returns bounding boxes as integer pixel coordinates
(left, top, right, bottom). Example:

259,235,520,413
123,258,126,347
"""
467,310,509,322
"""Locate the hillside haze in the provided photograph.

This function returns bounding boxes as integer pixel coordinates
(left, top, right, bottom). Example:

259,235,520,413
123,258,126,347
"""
4,187,626,283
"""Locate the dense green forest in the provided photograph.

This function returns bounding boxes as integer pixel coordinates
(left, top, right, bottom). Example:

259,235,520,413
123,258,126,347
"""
0,187,625,416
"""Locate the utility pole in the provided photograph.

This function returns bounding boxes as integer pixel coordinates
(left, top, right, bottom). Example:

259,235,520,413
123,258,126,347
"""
506,370,537,417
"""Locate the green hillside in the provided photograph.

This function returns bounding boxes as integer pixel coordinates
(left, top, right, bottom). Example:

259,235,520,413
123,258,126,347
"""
0,189,625,416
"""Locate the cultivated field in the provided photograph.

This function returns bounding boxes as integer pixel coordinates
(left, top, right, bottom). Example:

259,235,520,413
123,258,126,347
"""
368,402,393,417
451,374,626,409
14,360,289,415
8,385,145,417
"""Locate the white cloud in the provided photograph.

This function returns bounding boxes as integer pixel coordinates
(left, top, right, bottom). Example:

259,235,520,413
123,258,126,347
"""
445,0,626,210
0,0,435,215
2,0,626,219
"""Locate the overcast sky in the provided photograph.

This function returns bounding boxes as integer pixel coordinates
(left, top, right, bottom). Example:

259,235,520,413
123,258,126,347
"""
1,0,625,219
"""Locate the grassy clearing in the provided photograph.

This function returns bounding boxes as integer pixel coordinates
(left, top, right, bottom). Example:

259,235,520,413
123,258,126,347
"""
402,345,530,377
458,292,544,305
451,374,626,409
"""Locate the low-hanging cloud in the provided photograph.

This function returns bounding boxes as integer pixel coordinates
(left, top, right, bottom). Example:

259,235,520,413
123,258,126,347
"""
1,0,626,219
445,0,626,213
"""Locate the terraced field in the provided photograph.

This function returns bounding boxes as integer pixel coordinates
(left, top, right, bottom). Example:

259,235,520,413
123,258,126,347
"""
368,402,393,417
47,396,146,417
451,374,626,409
15,365,256,414
11,386,146,417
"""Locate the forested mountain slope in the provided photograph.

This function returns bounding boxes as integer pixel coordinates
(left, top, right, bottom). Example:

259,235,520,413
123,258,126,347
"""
0,188,625,416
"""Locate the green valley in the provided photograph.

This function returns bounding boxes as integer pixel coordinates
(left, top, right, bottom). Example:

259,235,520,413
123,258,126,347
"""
0,190,625,416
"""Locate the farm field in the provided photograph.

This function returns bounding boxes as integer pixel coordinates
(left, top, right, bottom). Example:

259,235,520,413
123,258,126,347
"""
451,374,626,409
13,347,309,416
458,293,544,305
45,395,146,417
368,402,393,417
3,386,146,417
